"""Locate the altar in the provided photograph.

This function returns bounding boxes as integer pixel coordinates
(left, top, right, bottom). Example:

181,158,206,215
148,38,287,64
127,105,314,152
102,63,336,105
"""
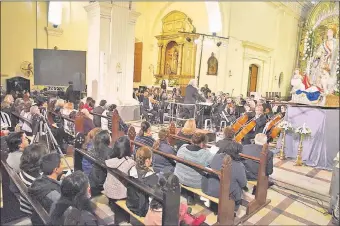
280,105,339,170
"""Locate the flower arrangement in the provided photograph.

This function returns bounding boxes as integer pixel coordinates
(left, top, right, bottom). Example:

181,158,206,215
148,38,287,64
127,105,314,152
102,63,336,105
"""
295,123,312,135
302,30,315,60
278,120,293,131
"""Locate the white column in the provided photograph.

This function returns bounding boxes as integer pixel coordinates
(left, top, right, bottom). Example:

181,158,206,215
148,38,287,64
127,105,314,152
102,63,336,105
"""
84,2,112,101
107,2,140,105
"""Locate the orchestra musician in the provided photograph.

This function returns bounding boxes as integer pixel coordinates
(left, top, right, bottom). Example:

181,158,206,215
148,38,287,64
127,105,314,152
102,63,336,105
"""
242,105,267,145
142,91,158,122
179,79,205,119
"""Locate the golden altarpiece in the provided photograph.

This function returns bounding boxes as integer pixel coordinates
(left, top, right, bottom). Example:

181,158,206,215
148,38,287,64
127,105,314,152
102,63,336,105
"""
154,11,199,93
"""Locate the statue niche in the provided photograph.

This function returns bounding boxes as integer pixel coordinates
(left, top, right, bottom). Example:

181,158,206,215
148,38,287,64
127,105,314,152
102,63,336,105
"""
207,52,218,75
165,41,179,75
155,10,199,92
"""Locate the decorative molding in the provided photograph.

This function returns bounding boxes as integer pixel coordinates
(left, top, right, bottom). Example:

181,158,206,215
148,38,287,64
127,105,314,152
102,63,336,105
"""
129,11,141,24
45,27,63,37
84,2,112,19
242,41,273,53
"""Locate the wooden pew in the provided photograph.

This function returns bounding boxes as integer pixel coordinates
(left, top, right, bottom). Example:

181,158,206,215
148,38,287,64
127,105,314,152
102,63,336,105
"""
127,127,235,225
168,122,271,224
1,160,50,225
73,148,180,225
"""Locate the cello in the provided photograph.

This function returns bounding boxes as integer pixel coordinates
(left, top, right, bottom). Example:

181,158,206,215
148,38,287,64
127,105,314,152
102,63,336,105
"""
263,113,283,134
268,118,284,139
234,118,256,143
231,114,249,133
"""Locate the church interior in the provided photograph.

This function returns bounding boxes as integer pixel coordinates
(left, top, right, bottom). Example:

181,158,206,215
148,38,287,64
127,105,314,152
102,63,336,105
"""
0,1,339,226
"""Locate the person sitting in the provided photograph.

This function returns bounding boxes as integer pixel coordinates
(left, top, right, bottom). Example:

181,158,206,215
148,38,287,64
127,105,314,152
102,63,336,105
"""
28,153,64,225
19,144,48,215
20,102,33,136
6,132,29,173
62,102,75,116
175,119,196,151
88,130,114,197
142,91,158,122
174,132,214,204
152,129,176,173
101,104,129,134
80,109,95,135
242,133,273,181
93,100,107,127
202,142,247,214
127,147,158,217
104,136,135,208
242,105,267,145
133,121,155,155
216,126,238,150
83,97,94,112
82,128,102,176
49,171,99,226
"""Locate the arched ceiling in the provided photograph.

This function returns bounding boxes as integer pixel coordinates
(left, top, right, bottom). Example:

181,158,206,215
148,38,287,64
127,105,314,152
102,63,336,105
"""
280,1,319,19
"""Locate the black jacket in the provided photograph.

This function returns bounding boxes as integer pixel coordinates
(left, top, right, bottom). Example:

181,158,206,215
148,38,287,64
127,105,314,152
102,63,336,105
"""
92,106,105,127
216,138,239,153
65,85,76,103
143,98,151,111
28,175,61,225
242,144,273,180
88,146,114,196
184,85,205,104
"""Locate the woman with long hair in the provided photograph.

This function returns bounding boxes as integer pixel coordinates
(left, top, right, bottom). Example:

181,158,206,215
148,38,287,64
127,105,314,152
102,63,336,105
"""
81,108,95,135
126,146,158,217
19,144,48,215
152,129,176,173
82,128,102,176
49,171,98,226
88,130,114,196
20,102,33,136
202,142,247,214
104,136,135,209
134,121,155,155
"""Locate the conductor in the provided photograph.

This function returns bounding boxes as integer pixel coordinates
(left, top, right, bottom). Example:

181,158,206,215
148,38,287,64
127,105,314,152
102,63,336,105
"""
179,79,205,119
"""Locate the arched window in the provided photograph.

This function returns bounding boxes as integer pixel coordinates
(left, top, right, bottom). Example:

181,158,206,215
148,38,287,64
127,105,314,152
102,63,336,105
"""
205,1,222,33
48,1,63,26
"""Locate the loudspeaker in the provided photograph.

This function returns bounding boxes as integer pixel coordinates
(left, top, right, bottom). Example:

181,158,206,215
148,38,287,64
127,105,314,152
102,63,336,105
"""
72,73,85,91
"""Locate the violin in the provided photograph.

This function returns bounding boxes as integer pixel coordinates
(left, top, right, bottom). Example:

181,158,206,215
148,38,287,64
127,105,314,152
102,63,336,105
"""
231,114,248,133
234,118,256,143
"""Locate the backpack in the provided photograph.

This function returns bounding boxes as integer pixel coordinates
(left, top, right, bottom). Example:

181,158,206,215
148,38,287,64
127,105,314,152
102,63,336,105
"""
126,169,150,217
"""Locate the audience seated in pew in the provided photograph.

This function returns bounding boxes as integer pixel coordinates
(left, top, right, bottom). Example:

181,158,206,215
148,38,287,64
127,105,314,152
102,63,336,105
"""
49,171,99,226
19,144,48,215
83,97,95,112
202,142,248,213
216,126,239,151
101,104,129,135
82,128,102,177
88,130,114,197
103,136,135,208
6,132,29,174
93,100,107,127
127,146,159,217
152,129,176,173
242,133,274,182
174,132,214,205
80,109,96,135
20,102,33,136
28,153,64,225
134,121,155,155
176,119,196,150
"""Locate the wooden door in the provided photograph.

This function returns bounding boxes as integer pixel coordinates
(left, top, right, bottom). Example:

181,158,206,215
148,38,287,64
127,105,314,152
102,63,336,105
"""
248,64,258,93
134,42,143,82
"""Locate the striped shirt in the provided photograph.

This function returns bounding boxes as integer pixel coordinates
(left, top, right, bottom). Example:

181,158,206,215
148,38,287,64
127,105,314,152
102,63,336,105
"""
19,171,38,215
134,135,155,155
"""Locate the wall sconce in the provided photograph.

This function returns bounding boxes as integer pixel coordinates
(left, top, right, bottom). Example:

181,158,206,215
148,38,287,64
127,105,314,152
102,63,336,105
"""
186,37,192,42
116,62,122,74
229,70,232,77
216,41,222,47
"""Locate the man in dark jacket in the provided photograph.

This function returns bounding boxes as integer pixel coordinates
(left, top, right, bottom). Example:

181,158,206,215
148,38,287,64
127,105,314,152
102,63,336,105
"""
142,92,157,122
242,133,273,181
28,153,63,225
179,79,205,119
65,81,76,105
92,99,107,127
242,105,267,145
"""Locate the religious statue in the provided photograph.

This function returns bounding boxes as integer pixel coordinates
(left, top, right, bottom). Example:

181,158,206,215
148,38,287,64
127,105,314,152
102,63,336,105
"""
291,68,321,103
172,49,178,74
309,27,339,91
207,52,218,75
